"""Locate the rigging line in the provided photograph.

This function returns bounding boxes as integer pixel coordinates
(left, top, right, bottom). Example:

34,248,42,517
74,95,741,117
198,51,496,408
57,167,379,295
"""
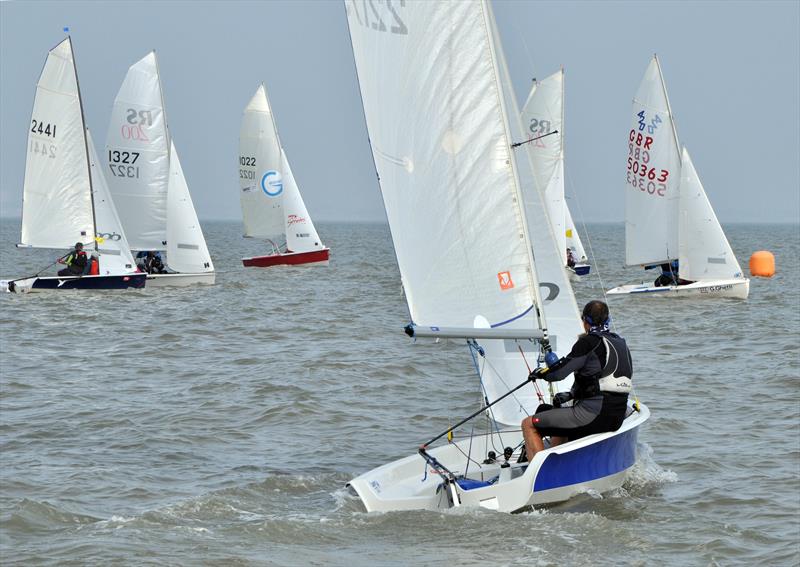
517,345,544,404
563,169,612,307
563,171,642,410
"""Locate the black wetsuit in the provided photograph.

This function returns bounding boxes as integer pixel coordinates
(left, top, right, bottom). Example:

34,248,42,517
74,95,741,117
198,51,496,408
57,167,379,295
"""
532,331,632,440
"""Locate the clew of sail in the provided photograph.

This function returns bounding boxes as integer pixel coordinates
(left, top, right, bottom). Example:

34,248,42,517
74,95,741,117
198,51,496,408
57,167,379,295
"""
239,85,284,241
166,141,214,273
86,129,137,274
20,37,94,250
625,55,682,267
678,148,743,282
105,51,169,251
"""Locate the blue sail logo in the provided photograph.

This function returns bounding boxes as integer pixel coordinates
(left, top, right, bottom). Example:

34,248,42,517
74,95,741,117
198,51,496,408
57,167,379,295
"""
261,170,283,197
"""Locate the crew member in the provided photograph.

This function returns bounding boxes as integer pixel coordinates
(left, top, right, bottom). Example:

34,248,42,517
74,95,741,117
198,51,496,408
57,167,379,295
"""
521,300,633,460
57,242,88,276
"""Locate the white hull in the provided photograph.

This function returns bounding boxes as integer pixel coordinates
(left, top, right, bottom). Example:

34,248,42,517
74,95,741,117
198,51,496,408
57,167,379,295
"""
145,272,216,287
347,404,649,513
607,278,749,299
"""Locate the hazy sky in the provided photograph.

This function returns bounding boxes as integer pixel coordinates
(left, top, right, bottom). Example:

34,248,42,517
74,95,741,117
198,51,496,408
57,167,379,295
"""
1,1,798,224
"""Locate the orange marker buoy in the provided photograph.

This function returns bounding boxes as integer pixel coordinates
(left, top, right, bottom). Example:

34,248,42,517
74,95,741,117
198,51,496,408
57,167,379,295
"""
749,251,775,277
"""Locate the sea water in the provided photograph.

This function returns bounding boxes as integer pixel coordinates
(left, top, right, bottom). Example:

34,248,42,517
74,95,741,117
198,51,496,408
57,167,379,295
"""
1,220,798,566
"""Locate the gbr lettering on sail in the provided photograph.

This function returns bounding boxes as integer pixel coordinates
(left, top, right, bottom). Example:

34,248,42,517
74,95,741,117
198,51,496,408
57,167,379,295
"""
625,111,673,198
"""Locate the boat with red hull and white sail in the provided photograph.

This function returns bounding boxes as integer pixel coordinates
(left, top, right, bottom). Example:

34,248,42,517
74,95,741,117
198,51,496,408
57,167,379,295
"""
238,85,328,268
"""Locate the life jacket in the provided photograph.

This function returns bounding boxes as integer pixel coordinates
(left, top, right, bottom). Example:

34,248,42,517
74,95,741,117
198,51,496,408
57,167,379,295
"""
572,331,633,398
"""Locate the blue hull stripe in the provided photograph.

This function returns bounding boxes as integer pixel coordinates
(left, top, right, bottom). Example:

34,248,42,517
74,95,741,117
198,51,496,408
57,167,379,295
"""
533,427,638,492
574,266,590,276
31,274,146,290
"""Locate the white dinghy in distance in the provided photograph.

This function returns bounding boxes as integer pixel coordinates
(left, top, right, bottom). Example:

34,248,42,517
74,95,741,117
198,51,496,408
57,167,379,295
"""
238,85,329,268
344,0,649,513
521,69,590,277
608,55,748,299
5,37,145,293
105,52,214,287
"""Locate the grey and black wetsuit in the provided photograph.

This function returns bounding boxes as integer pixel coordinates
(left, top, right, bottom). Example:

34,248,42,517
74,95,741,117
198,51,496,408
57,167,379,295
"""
531,330,633,440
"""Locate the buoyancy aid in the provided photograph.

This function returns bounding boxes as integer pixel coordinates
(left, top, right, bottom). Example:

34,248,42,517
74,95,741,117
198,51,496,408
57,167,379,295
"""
572,331,633,399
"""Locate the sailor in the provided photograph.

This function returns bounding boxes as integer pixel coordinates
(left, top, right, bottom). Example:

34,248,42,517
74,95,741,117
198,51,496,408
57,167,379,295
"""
143,251,166,274
649,259,679,287
520,300,633,460
566,247,577,268
57,242,88,276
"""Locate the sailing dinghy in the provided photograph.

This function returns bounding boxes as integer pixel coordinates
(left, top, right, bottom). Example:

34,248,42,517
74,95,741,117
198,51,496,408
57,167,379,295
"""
238,85,329,267
344,0,649,513
608,55,748,299
105,52,215,287
5,37,145,293
521,69,590,276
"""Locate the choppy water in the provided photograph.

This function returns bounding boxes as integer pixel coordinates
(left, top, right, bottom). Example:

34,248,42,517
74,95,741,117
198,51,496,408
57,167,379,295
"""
1,220,798,566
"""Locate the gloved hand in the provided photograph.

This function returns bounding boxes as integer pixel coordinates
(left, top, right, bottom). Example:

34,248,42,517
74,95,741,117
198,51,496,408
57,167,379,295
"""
552,392,572,408
528,367,547,382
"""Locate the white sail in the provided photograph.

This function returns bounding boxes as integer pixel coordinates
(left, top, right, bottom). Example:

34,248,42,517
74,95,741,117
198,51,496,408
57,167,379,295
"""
105,51,169,251
564,205,587,262
347,0,558,426
20,37,94,249
281,151,324,253
678,148,743,282
522,70,567,263
239,85,284,241
86,129,137,274
166,141,214,273
625,55,682,266
488,6,582,409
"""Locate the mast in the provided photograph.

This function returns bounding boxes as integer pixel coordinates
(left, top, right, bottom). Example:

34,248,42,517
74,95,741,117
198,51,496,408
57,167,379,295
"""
152,50,171,150
654,54,682,167
482,0,549,342
69,36,97,250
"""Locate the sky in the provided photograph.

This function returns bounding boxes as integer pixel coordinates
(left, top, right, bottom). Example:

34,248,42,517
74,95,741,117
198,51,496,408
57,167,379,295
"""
1,0,798,224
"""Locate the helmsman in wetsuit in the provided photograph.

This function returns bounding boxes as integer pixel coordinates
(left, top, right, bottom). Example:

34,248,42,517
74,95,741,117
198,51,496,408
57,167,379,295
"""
520,300,633,460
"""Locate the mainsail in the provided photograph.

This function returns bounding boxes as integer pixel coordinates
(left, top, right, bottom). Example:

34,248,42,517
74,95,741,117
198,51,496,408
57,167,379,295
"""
239,85,284,241
625,55,682,267
20,37,94,249
678,148,743,281
346,0,565,425
105,51,170,251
